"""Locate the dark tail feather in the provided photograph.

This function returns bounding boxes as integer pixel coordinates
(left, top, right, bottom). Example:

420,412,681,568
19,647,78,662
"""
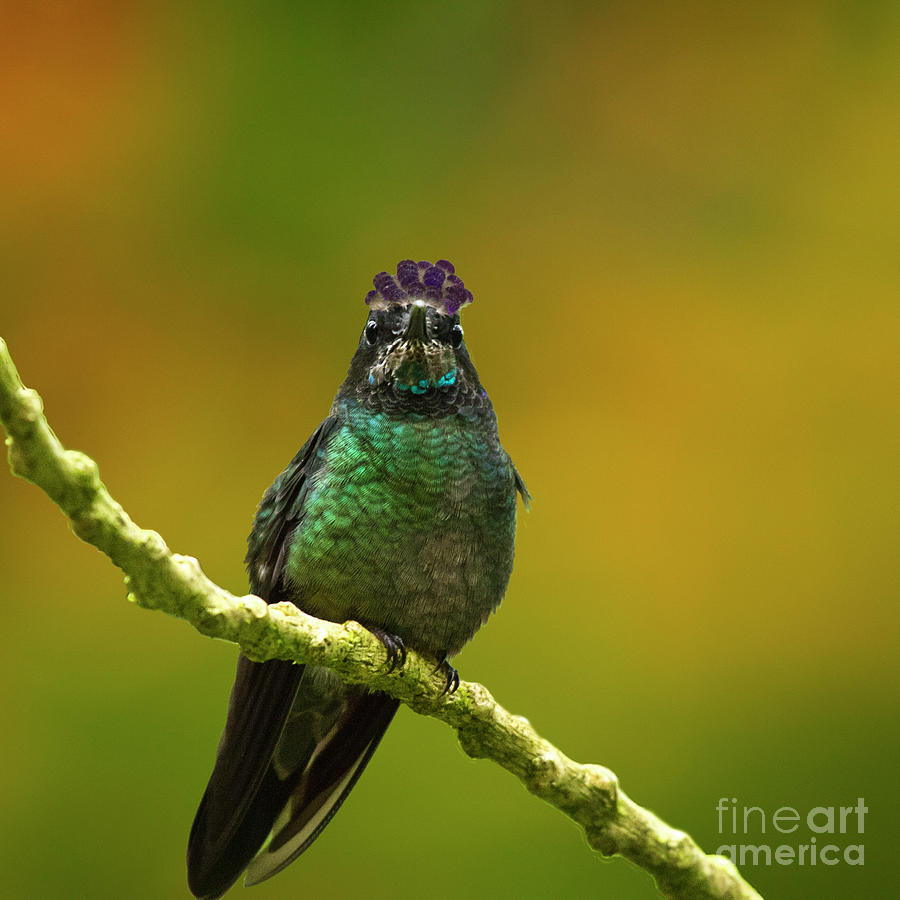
187,659,398,898
187,657,304,899
243,689,399,886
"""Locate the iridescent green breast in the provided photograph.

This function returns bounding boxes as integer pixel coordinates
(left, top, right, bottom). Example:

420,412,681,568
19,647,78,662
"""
284,400,518,655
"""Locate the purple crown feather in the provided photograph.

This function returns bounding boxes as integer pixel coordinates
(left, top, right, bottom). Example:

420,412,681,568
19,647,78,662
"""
365,259,473,315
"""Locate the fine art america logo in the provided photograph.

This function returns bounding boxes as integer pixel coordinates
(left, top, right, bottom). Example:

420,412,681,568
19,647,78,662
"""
715,798,867,867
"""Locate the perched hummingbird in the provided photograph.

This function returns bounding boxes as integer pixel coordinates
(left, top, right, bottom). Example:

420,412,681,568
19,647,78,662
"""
186,260,530,898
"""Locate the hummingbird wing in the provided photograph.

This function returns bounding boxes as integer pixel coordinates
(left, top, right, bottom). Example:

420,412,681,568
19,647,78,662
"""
245,416,341,604
187,417,339,898
513,466,532,508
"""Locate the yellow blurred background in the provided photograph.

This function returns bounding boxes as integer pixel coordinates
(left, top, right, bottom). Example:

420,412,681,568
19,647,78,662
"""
1,3,897,897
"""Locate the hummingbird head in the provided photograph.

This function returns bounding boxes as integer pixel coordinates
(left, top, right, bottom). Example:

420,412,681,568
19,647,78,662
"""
339,260,482,413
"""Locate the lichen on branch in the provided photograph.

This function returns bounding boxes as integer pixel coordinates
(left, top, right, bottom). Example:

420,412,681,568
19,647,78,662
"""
0,336,762,900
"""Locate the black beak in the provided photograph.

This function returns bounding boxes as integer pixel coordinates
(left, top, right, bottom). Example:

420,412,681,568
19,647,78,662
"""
403,304,427,342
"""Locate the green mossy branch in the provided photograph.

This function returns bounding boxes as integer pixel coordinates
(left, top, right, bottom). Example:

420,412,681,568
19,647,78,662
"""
0,336,762,900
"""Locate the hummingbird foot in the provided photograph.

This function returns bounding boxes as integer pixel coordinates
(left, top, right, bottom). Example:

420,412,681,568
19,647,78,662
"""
433,658,460,695
362,625,407,673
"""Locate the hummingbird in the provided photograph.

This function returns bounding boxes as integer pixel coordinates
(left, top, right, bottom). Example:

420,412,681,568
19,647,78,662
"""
186,259,530,898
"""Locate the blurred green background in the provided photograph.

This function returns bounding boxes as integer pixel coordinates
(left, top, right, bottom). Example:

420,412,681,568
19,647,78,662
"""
1,2,897,898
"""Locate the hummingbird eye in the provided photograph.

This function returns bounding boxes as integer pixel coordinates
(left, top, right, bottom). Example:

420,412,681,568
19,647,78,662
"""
364,320,379,345
450,324,464,349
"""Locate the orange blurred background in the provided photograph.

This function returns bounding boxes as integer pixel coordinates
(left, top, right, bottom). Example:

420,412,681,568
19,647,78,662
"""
1,3,897,898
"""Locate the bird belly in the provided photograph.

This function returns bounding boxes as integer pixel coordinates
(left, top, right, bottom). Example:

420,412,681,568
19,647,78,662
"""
283,413,517,656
